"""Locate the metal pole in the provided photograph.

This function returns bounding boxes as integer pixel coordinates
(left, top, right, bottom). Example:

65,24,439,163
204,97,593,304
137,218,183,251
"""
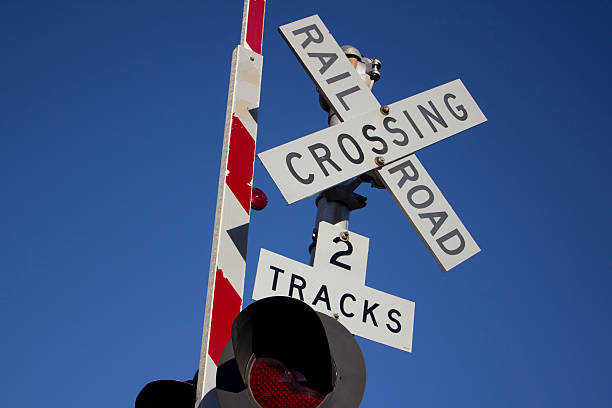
309,47,380,264
313,115,351,227
308,114,352,264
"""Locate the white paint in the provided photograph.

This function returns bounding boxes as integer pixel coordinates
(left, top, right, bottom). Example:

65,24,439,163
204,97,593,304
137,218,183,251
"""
263,14,483,271
313,221,368,284
196,44,263,405
258,79,486,204
380,155,480,271
278,15,378,121
253,248,415,352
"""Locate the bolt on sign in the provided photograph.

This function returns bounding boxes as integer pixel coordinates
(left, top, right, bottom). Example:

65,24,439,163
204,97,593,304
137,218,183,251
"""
258,14,484,271
253,222,415,352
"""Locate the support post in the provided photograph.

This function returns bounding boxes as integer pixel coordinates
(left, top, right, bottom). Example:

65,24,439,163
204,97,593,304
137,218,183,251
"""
195,1,265,407
309,46,379,264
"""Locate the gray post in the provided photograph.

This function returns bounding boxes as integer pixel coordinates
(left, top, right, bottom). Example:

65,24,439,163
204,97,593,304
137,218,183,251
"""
308,45,381,264
314,115,351,227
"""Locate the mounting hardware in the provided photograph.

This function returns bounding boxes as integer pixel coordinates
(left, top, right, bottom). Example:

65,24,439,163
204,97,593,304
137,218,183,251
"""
308,228,319,254
365,58,382,81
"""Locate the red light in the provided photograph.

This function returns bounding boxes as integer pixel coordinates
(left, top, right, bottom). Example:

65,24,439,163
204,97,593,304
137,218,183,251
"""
249,358,324,408
251,187,268,211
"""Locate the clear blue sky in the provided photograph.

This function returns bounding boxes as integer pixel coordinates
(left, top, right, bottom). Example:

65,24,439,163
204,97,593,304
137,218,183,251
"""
1,0,611,407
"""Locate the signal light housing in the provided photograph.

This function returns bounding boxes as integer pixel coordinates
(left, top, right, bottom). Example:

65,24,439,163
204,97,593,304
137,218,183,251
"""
135,376,196,408
134,297,365,408
216,296,366,408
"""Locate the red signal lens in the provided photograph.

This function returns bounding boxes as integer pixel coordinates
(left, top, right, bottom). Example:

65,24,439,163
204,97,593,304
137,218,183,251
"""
249,358,324,408
251,187,268,211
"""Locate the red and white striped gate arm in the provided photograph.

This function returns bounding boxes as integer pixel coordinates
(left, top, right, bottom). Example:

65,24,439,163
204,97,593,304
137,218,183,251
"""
195,0,265,406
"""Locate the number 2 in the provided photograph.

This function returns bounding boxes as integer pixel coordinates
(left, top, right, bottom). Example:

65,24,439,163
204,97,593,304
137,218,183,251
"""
330,237,353,270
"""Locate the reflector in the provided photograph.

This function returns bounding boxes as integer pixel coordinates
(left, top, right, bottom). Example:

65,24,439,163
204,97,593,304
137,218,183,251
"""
249,357,324,408
251,187,268,210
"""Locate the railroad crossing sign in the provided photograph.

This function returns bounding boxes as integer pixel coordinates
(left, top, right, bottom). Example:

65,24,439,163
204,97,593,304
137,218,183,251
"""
253,222,415,352
258,15,485,271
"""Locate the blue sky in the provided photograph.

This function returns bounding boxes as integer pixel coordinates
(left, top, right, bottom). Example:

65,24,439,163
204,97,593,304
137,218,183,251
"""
1,0,611,407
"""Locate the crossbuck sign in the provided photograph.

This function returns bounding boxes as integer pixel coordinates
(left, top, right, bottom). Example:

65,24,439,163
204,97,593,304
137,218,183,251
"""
259,15,486,271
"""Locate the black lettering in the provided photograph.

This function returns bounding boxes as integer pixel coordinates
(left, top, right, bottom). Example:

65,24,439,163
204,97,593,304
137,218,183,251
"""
289,274,306,301
362,300,379,326
403,110,424,139
286,152,314,184
292,24,324,49
307,52,338,75
362,124,387,154
386,309,402,333
308,143,341,176
444,93,468,121
270,266,284,291
312,285,332,311
418,101,448,132
388,159,419,188
329,237,353,270
419,211,448,236
407,185,434,209
383,116,409,147
326,72,351,84
336,86,360,111
436,229,466,255
337,133,364,164
340,293,356,317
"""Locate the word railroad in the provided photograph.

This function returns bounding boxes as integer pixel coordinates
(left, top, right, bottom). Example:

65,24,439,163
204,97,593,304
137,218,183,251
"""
258,15,486,271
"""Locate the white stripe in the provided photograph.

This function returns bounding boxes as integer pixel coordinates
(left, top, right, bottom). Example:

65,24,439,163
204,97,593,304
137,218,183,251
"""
195,5,265,405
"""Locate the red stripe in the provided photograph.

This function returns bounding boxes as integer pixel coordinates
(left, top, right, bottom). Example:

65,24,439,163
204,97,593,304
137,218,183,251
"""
226,114,256,214
208,268,243,365
246,0,265,54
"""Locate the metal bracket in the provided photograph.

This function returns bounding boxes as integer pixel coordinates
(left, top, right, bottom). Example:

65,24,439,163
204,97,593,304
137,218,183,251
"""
360,170,386,189
364,57,381,82
308,228,318,254
315,181,367,211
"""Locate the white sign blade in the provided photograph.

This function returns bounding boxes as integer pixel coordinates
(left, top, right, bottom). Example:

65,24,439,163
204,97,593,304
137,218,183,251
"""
274,14,483,272
253,248,415,352
278,15,378,121
259,79,486,204
312,221,369,285
378,155,480,271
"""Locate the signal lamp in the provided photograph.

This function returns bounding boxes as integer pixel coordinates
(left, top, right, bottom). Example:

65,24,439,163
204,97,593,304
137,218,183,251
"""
216,296,366,408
